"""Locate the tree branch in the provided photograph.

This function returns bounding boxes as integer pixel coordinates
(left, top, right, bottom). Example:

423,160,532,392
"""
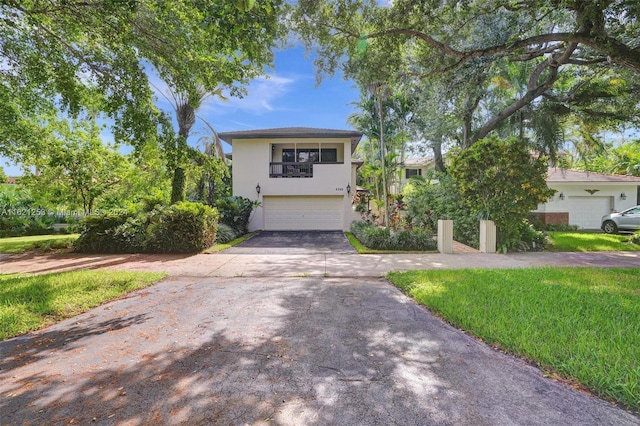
35,23,108,78
566,57,608,65
471,43,579,144
362,28,640,73
6,1,99,16
513,43,564,61
363,28,465,58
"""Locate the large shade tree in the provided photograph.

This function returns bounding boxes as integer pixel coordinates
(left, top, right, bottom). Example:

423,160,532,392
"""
0,0,284,155
293,0,640,154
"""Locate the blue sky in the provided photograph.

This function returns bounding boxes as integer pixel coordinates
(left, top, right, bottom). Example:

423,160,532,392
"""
175,45,362,152
200,46,361,132
1,46,362,176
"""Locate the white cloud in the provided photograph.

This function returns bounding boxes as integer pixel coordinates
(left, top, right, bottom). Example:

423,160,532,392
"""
200,74,296,116
145,69,297,130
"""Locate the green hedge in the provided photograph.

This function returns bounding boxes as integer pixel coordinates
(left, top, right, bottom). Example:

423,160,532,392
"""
146,202,218,253
74,202,218,254
350,221,437,251
0,213,57,238
73,212,143,253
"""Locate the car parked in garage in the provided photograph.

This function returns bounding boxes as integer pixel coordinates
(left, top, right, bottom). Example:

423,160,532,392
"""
601,205,640,234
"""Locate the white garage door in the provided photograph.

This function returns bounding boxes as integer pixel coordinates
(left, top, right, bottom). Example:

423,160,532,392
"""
568,196,612,229
263,196,344,231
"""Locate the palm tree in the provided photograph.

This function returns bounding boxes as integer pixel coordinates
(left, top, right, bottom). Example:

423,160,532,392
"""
194,116,228,205
152,83,226,204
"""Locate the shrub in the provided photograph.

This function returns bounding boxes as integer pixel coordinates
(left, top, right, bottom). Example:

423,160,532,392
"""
74,201,219,254
146,202,219,253
395,228,437,251
74,211,143,253
140,194,167,213
543,223,579,232
0,186,58,237
111,216,149,252
0,210,57,238
362,225,393,250
350,221,437,251
449,136,554,252
404,172,479,248
215,223,239,244
216,196,257,235
497,219,546,253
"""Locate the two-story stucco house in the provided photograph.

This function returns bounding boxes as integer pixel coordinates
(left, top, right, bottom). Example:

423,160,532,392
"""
218,127,363,231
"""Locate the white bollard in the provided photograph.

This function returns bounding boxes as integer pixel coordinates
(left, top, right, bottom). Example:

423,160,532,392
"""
437,219,454,254
480,220,497,253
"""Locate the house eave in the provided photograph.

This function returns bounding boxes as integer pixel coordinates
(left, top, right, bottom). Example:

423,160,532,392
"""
546,168,640,184
219,127,363,153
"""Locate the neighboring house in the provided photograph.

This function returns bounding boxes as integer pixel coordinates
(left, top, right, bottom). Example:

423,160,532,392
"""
218,127,363,231
533,168,640,229
393,157,436,194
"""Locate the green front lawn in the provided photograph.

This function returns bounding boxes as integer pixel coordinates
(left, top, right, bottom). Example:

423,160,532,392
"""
388,267,640,410
0,270,166,340
546,231,640,252
0,234,79,254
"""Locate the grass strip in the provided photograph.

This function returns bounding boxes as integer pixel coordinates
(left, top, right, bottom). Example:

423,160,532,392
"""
388,267,640,410
203,232,259,253
0,234,79,254
0,270,166,340
546,232,640,252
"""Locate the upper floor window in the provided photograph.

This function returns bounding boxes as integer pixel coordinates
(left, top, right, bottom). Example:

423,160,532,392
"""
283,148,338,163
405,168,422,178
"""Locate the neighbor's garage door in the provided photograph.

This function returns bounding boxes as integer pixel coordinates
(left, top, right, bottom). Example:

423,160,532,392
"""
568,196,612,229
263,196,343,231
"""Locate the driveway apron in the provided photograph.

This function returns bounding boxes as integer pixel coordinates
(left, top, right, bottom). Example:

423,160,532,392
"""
1,276,637,425
223,231,356,255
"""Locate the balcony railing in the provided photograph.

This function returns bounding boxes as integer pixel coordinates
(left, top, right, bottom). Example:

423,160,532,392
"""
270,162,313,178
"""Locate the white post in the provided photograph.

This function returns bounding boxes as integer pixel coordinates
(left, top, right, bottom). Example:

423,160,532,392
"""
438,219,454,254
480,220,497,253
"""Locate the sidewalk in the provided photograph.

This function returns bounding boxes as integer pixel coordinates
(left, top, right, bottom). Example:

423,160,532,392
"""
1,250,638,277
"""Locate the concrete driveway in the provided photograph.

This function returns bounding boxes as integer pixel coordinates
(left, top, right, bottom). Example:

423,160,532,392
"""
1,276,637,425
223,231,356,255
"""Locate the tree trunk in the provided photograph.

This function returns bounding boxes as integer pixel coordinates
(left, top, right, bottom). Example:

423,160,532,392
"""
207,175,215,206
196,176,205,202
170,167,186,204
432,139,445,172
462,93,482,148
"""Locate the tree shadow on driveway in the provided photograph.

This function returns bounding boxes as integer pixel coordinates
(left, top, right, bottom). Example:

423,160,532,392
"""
0,276,635,425
0,252,195,275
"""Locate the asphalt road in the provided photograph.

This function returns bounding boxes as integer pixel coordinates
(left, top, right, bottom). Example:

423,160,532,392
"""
1,275,637,425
